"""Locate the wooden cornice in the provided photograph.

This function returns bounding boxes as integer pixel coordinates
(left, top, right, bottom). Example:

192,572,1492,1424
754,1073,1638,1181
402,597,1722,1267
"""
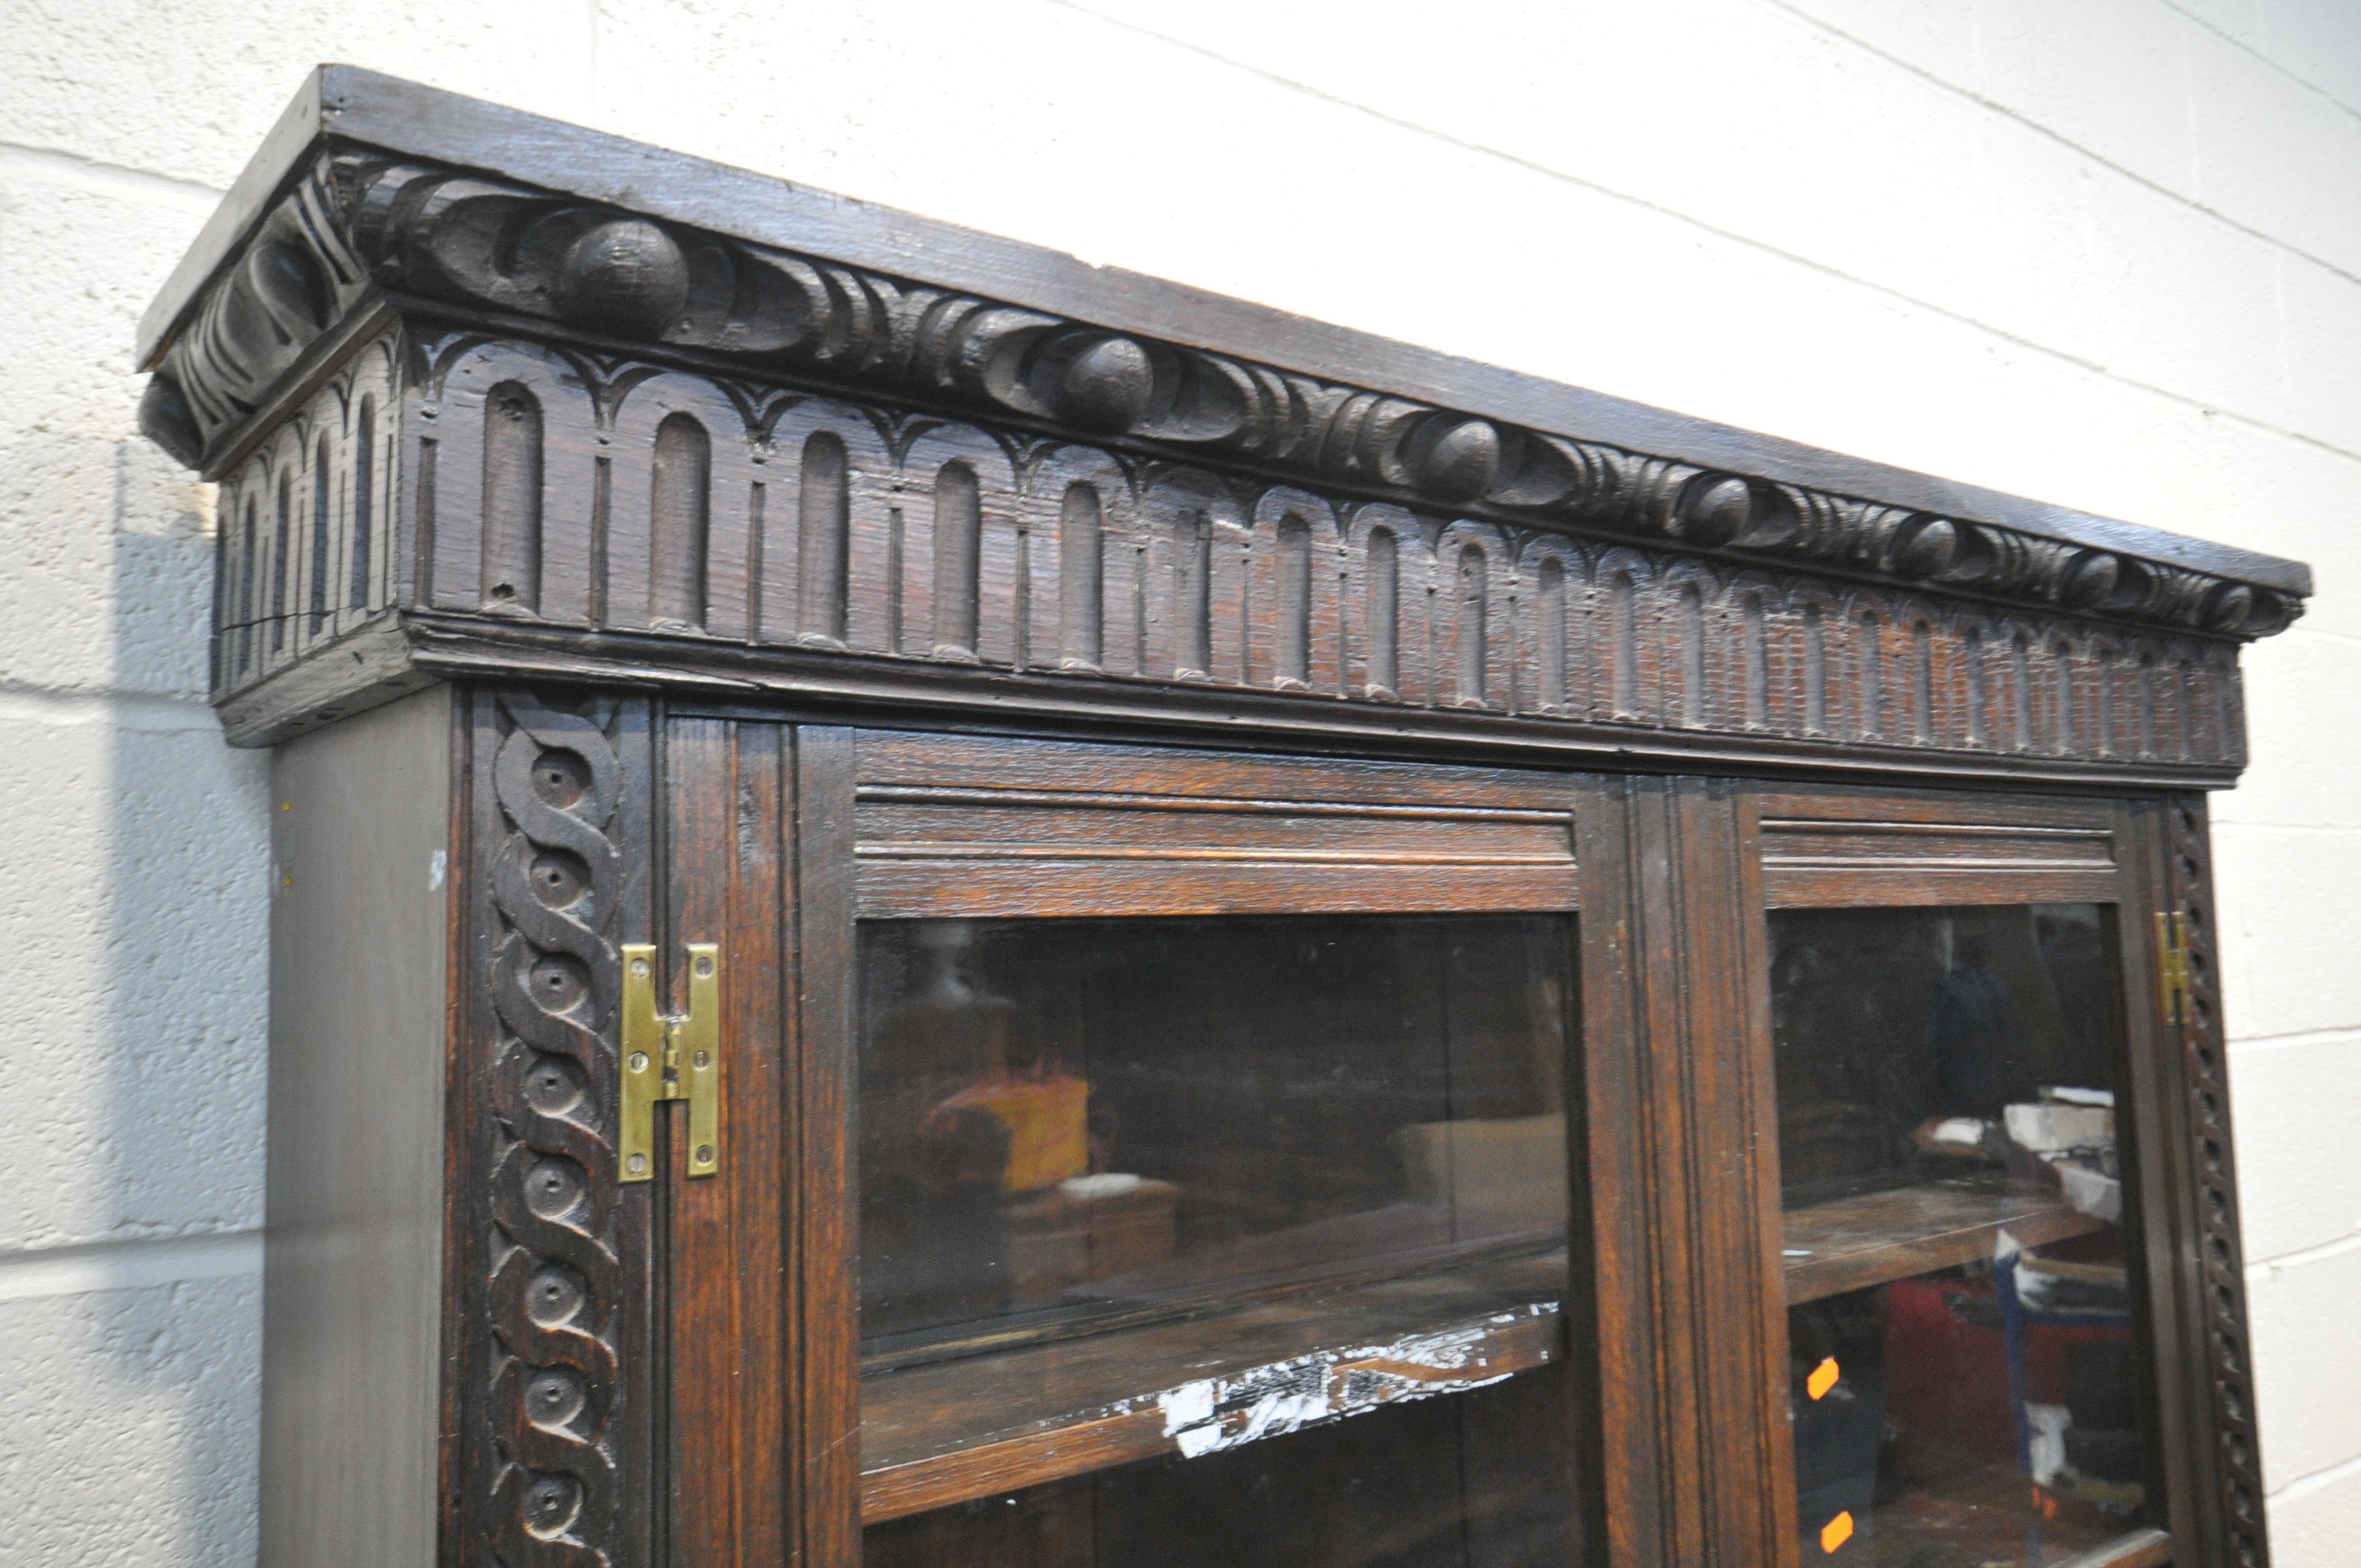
139,69,2309,779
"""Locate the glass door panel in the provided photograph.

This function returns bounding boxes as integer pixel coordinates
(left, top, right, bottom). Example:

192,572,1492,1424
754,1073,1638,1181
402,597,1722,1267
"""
1771,905,2159,1566
855,912,1586,1566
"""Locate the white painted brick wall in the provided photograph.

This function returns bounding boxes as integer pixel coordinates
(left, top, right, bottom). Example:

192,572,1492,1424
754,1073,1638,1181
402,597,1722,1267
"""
1,1,2352,1558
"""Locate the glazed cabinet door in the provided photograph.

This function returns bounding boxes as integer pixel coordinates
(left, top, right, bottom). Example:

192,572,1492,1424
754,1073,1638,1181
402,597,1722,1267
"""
659,722,1612,1568
1731,786,2260,1568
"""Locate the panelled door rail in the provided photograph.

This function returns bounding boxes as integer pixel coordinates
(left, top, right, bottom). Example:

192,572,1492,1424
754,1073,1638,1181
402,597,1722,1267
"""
138,67,2308,1568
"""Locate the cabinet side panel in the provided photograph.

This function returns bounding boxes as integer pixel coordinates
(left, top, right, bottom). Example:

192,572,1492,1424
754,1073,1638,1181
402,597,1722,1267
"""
260,684,454,1568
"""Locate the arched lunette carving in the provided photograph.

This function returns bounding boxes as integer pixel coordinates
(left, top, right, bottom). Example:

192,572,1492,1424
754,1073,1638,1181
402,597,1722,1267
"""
1726,571,1786,734
895,421,1021,664
210,331,2256,774
1658,558,1724,732
1346,503,1430,705
751,395,895,652
1593,547,1659,726
1434,519,1513,712
605,371,753,634
1253,488,1347,697
1019,445,1133,678
1515,535,1588,720
430,339,600,622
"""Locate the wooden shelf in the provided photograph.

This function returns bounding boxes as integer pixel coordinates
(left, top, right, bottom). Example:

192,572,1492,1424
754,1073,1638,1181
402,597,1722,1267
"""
1799,1453,2158,1567
1783,1177,2110,1305
858,1249,1565,1525
856,1180,2113,1525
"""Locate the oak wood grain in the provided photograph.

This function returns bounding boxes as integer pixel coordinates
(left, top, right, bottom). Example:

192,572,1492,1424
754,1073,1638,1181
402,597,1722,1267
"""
665,717,791,1566
792,728,862,1567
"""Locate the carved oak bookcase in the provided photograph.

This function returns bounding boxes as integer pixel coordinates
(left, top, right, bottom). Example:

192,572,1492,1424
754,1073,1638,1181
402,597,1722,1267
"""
139,68,2306,1568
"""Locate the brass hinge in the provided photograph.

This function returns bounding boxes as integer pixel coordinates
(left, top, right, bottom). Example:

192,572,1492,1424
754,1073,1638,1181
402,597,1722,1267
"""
2155,912,2193,1028
619,942,721,1184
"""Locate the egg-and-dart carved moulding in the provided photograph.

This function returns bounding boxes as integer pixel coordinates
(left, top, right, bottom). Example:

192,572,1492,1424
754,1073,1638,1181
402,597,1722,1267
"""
139,69,2308,783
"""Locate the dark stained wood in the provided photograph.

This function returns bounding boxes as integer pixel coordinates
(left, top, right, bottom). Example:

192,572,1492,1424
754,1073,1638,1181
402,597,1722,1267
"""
851,730,1577,917
1781,1179,2109,1305
1573,778,1675,1568
2115,801,2206,1566
862,1480,1095,1568
244,694,2277,1568
1738,783,2247,1567
2120,794,2270,1568
1755,785,2124,907
664,718,791,1566
200,314,2271,780
134,73,2313,612
831,729,1595,1541
2169,793,2272,1567
142,74,2306,786
385,617,2255,794
859,1249,1566,1523
865,1363,1586,1568
450,689,659,1568
1579,776,1794,1568
153,74,2291,1568
793,728,863,1566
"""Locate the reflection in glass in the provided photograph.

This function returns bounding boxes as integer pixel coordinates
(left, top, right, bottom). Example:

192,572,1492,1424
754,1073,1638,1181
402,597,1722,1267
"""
1773,906,2156,1566
856,913,1585,1566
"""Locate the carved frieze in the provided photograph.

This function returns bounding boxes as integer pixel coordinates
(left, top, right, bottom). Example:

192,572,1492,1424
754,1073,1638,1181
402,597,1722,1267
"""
203,326,2250,775
150,149,2302,647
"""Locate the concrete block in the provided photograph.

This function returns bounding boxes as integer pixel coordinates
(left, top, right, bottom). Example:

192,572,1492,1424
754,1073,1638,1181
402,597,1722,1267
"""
0,0,596,189
2189,21,2361,280
0,709,269,1252
2219,629,2361,831
1770,0,1977,73
595,2,1991,347
2076,165,2295,433
1971,0,2202,194
0,172,221,700
0,1272,259,1568
2277,248,2361,458
1059,0,2063,373
2212,824,2361,1042
2246,1238,2361,1489
2267,1457,2361,1568
589,5,2299,571
2183,418,2361,627
973,3,2322,457
2253,0,2361,118
0,168,205,426
2177,0,2262,47
2229,1032,2361,1260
